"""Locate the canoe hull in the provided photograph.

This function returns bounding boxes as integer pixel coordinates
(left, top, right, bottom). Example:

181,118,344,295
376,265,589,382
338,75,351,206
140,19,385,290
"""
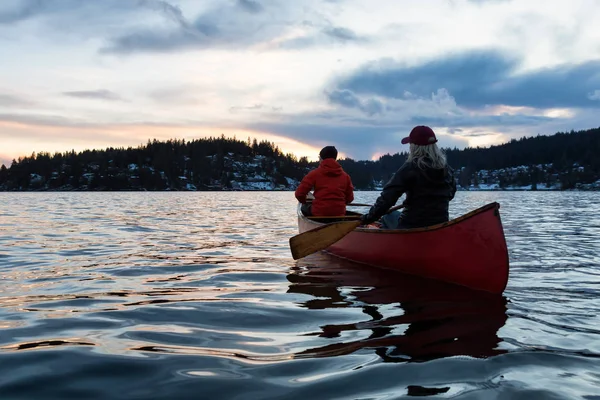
297,202,509,294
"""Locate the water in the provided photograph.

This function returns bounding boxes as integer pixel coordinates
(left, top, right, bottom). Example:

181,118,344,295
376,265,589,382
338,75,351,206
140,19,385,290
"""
0,191,599,399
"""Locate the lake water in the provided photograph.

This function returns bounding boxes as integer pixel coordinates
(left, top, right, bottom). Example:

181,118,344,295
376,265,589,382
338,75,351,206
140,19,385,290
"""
0,191,599,399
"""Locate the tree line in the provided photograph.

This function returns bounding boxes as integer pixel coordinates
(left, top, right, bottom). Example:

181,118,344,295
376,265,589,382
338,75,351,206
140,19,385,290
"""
1,127,599,191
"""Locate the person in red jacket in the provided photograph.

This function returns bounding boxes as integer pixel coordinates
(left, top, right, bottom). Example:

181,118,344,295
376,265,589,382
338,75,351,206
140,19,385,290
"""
295,146,354,216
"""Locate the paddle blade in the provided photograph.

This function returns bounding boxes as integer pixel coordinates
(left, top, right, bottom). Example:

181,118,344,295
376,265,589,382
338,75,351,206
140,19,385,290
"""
290,220,362,260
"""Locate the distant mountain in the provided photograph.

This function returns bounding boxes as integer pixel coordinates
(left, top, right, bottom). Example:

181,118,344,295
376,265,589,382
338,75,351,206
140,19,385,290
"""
1,127,599,191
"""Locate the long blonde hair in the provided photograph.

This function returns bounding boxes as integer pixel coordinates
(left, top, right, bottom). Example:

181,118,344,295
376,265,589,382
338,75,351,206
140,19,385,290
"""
408,143,447,170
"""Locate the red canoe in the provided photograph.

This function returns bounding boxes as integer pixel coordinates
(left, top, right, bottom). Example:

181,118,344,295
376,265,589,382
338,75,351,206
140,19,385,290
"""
297,202,509,294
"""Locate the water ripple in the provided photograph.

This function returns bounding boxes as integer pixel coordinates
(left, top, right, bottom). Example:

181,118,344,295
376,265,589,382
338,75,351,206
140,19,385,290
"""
0,191,598,399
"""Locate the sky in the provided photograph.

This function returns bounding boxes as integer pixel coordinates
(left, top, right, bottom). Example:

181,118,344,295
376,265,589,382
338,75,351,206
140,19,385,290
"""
1,0,600,166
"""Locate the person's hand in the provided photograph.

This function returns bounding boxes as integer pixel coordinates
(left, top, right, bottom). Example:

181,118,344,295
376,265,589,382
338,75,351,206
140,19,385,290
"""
360,214,375,225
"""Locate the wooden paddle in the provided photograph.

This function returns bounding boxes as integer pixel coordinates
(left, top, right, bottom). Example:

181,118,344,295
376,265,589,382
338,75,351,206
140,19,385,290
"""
289,204,405,260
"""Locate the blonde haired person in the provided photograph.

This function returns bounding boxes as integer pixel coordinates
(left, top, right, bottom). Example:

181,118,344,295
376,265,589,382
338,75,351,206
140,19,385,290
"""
361,126,457,229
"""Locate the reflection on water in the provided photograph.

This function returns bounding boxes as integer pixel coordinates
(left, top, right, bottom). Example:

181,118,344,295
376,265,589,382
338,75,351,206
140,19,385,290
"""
289,254,508,363
0,191,599,399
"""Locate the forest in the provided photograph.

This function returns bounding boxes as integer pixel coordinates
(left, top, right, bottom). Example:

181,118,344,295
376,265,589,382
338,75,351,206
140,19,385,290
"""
1,127,599,191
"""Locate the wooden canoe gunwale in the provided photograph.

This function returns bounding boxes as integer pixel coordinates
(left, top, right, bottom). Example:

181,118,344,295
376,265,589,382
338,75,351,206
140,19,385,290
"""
299,202,501,235
296,201,509,294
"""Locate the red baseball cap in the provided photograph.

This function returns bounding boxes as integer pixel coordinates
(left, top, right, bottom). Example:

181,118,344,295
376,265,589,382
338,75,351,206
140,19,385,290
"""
401,125,438,146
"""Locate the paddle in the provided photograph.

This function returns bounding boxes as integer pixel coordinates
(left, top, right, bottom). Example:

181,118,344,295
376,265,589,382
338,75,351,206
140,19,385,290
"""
289,204,405,260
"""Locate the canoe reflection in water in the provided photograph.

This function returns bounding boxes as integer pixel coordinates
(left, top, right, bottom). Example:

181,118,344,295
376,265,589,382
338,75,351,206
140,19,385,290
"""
287,253,508,363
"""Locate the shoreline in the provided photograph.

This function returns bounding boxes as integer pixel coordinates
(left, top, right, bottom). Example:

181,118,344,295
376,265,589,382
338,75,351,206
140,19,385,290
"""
1,188,598,193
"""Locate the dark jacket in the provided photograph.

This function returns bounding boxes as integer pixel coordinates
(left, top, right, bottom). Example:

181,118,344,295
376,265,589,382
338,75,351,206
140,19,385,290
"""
362,160,457,228
295,158,354,216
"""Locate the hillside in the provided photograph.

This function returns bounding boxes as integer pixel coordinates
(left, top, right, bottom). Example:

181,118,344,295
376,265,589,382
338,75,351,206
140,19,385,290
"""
0,137,309,192
1,127,599,191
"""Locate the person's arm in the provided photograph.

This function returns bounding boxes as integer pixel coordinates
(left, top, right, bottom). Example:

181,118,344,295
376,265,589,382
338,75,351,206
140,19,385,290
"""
345,174,354,204
361,164,412,224
295,170,317,203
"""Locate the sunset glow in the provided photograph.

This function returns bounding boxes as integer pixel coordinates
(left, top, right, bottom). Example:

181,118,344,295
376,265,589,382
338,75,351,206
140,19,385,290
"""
1,0,599,166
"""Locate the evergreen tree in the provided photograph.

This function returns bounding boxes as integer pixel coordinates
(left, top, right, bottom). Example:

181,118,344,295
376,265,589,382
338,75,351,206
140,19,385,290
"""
1,127,599,191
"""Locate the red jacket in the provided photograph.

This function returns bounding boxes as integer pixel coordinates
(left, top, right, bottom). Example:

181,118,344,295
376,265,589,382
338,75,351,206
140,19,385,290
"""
295,158,354,216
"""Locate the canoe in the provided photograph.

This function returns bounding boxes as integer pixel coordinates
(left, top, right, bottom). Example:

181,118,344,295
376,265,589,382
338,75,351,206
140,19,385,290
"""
296,202,509,294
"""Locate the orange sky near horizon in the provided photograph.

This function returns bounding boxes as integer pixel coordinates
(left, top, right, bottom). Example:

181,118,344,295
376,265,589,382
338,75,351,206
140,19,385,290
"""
1,123,509,168
0,123,326,167
1,0,599,168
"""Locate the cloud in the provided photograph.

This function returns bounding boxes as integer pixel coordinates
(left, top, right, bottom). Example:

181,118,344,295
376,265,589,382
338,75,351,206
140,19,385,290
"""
229,103,284,113
589,90,600,101
243,80,569,158
62,90,124,101
0,93,33,107
326,87,455,120
278,25,369,49
100,1,270,54
2,0,600,163
0,0,204,47
332,50,600,109
407,112,553,128
0,0,140,24
246,119,471,159
0,0,367,55
0,112,94,128
229,104,264,112
0,0,67,23
323,26,364,42
237,0,264,14
100,0,367,54
326,89,384,116
148,86,205,106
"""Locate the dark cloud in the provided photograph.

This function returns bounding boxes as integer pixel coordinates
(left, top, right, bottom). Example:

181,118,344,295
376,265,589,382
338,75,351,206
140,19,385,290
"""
237,0,264,14
100,0,367,54
333,50,600,109
241,91,575,157
0,0,63,23
323,26,363,42
0,112,92,128
100,1,274,54
326,89,384,116
1,0,365,53
243,112,478,159
0,0,138,24
229,104,264,112
408,113,553,128
141,0,192,28
279,25,368,49
458,131,494,137
247,120,415,158
101,30,198,54
62,90,124,101
0,93,33,107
